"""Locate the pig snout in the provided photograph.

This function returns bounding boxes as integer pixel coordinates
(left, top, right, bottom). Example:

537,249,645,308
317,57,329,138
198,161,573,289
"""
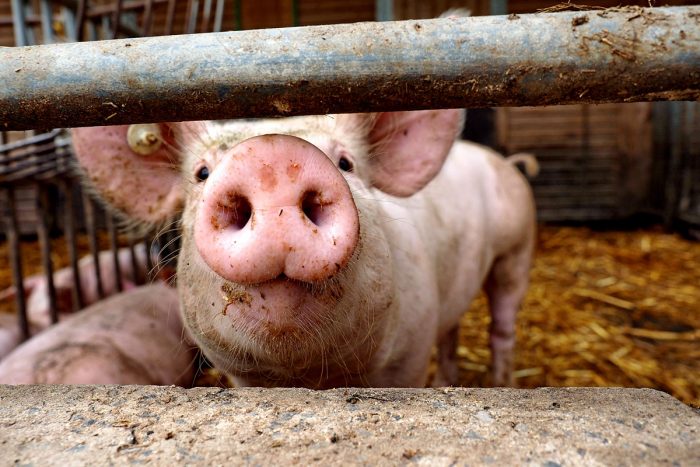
195,134,360,284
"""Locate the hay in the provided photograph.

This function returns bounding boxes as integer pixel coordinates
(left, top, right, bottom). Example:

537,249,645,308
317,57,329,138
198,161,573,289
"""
455,226,699,407
1,226,698,406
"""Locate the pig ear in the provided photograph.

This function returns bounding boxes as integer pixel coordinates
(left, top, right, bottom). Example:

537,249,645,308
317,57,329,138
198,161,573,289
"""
71,122,202,224
364,109,464,197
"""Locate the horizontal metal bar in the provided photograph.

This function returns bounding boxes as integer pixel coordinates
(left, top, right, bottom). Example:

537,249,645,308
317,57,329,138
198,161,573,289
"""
1,6,699,130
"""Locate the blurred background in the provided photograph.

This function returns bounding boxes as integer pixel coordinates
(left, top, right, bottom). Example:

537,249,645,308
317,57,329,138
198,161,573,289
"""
0,0,698,406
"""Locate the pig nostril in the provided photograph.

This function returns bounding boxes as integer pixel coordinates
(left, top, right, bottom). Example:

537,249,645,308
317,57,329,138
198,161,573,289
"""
215,195,252,231
301,191,330,227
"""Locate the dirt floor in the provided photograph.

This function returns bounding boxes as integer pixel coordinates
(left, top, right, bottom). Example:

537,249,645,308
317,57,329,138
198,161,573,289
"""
1,225,698,407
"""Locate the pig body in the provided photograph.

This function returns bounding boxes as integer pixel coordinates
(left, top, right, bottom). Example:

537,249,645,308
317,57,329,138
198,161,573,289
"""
72,110,535,388
0,283,194,385
0,244,152,329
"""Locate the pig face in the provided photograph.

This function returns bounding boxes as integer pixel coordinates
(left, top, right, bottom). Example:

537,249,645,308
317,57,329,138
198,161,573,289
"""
72,110,463,387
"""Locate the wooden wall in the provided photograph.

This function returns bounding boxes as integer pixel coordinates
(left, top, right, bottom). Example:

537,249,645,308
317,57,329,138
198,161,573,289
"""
497,103,653,221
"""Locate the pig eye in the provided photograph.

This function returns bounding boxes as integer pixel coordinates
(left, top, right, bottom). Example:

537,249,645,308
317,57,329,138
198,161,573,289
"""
338,156,353,172
195,166,210,182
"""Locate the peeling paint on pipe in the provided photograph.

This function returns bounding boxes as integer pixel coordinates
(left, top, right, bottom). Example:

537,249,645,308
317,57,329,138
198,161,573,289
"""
1,6,699,130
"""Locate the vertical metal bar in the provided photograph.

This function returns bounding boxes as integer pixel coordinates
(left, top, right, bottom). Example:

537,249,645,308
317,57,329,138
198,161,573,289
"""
11,0,28,46
201,0,212,33
233,0,241,30
375,0,393,21
100,14,110,39
581,104,591,212
290,0,298,26
679,101,694,218
75,0,87,41
490,0,508,15
142,0,155,36
4,187,29,341
164,0,176,35
87,18,98,40
23,0,36,44
111,0,123,39
144,238,154,282
39,0,54,43
63,5,78,42
36,183,58,325
213,0,224,32
106,214,123,292
185,0,199,34
82,193,104,299
128,237,139,285
59,179,84,311
664,102,684,227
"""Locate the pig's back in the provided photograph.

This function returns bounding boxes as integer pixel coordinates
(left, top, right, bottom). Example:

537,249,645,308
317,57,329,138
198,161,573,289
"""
398,140,534,330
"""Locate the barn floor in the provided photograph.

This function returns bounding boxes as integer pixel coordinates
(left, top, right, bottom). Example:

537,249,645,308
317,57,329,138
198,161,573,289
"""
1,225,698,407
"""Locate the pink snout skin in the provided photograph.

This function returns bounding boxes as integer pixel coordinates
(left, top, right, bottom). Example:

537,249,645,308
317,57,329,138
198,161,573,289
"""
195,134,360,284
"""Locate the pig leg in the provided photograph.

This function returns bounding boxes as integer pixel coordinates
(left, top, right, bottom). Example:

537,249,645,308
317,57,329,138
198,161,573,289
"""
484,245,532,387
433,325,460,387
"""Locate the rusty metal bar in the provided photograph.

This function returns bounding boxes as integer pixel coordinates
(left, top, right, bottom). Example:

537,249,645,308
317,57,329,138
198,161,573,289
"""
3,187,29,340
75,0,87,42
106,214,124,292
110,0,123,39
127,237,139,284
35,183,58,325
1,6,699,130
82,193,105,299
144,238,154,281
59,179,84,311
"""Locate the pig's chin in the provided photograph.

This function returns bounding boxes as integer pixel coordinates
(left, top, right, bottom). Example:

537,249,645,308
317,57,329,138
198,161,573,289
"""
192,275,350,377
223,277,329,328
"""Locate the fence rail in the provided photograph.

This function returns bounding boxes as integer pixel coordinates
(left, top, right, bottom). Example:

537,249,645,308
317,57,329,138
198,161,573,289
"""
1,5,699,130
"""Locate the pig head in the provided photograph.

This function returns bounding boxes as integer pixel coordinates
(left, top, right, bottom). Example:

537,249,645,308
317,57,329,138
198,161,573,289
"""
71,110,535,388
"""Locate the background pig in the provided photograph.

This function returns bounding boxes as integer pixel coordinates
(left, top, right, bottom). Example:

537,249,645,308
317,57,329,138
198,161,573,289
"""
0,244,155,329
0,283,195,385
71,109,536,388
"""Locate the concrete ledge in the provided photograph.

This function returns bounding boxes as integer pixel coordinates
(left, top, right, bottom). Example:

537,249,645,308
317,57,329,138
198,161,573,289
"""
1,385,698,465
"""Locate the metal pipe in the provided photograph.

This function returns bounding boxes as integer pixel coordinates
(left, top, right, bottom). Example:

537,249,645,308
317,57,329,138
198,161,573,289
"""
375,0,393,21
213,0,224,32
39,0,54,44
82,193,105,299
106,214,123,292
10,0,28,46
110,0,123,39
3,187,29,340
59,179,84,311
35,183,58,325
1,6,699,131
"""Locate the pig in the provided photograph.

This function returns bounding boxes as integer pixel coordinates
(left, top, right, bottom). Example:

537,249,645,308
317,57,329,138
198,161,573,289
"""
0,244,155,329
0,283,195,385
0,313,40,361
70,109,536,388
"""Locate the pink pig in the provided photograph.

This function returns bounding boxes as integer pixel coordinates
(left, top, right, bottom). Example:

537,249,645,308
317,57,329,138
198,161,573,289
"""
71,109,536,388
0,283,195,385
0,244,154,329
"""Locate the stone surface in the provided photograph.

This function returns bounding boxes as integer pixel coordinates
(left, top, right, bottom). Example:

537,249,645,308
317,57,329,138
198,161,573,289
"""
0,385,697,466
